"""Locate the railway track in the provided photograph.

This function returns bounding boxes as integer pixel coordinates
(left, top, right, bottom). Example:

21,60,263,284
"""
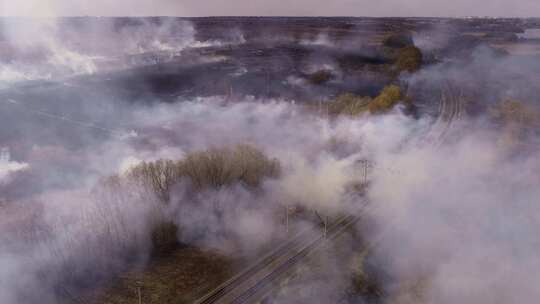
424,81,466,147
194,206,367,304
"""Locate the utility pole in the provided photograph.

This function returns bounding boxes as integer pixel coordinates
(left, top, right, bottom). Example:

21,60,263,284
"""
266,69,270,97
326,101,329,118
285,204,289,235
324,215,328,238
359,159,370,184
364,161,368,184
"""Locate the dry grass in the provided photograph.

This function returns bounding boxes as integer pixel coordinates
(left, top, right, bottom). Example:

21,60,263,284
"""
490,98,539,126
327,93,372,116
94,247,235,304
490,98,540,147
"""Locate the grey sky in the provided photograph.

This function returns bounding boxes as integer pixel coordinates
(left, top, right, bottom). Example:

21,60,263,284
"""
2,0,540,17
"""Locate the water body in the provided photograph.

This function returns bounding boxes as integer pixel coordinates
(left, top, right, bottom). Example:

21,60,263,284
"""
519,29,540,39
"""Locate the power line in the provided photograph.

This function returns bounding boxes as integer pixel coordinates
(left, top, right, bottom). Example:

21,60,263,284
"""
1,98,137,140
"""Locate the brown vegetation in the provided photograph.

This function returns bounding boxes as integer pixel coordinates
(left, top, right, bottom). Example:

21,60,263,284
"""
125,144,281,196
126,159,178,203
308,70,334,85
180,144,281,190
368,85,403,113
325,85,403,116
327,93,372,116
394,46,423,73
349,249,383,300
95,248,234,304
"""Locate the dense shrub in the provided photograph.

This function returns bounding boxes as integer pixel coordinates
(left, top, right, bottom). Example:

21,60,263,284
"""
368,85,402,113
394,46,423,73
325,85,403,116
308,70,334,85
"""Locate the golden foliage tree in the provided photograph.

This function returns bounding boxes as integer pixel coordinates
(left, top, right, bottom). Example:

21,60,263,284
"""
126,144,280,199
395,46,423,73
324,85,403,116
368,85,402,113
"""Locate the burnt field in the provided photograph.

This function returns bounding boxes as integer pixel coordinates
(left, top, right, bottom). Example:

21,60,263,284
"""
2,17,539,128
2,17,539,101
1,16,539,153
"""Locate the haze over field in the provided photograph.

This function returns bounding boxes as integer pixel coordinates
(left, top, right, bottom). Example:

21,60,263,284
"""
1,2,540,304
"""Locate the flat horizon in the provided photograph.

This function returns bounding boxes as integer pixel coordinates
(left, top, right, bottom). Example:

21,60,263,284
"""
0,15,539,19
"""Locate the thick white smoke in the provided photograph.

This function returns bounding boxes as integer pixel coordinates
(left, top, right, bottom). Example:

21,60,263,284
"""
0,96,421,303
0,148,29,185
1,87,539,303
0,10,539,304
0,17,198,84
366,124,540,303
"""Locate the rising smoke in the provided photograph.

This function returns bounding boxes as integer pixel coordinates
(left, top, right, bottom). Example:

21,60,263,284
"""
0,12,539,304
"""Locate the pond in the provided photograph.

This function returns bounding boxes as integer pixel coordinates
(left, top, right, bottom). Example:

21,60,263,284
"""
518,29,540,39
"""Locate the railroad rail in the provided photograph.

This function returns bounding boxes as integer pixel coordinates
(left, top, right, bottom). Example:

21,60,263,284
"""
194,204,368,304
424,81,466,147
